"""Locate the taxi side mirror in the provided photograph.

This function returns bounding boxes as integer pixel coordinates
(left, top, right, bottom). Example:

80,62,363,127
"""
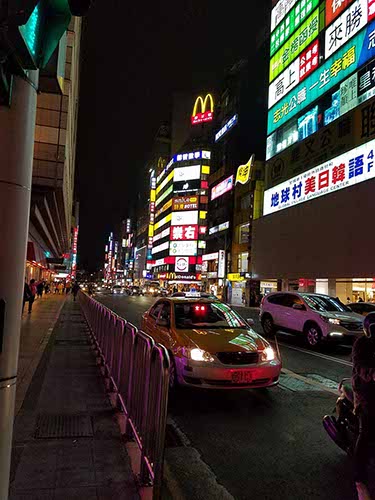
156,318,170,328
246,318,255,327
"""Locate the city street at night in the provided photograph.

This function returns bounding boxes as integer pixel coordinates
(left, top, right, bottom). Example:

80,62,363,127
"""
95,293,371,500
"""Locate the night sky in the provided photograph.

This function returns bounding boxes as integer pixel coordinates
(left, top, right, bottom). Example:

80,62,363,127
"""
76,0,271,271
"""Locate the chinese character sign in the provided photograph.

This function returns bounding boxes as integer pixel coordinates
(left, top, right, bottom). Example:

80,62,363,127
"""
264,138,375,215
268,19,375,135
170,225,199,241
325,0,368,59
269,8,321,82
172,196,199,211
326,0,356,25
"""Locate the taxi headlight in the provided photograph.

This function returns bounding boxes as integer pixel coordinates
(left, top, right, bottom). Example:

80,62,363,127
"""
190,348,215,363
261,347,276,362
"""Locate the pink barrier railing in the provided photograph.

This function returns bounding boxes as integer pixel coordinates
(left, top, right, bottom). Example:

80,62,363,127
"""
78,292,170,499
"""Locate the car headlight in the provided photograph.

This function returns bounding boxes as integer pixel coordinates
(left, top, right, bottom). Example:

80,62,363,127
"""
329,318,340,325
189,348,215,363
261,347,276,361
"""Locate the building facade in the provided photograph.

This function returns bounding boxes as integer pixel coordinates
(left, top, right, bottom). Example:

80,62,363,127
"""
26,17,81,282
253,0,375,302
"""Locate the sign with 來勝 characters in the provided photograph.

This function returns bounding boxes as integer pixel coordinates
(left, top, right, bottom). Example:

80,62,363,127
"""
268,18,375,134
265,96,375,189
264,137,375,215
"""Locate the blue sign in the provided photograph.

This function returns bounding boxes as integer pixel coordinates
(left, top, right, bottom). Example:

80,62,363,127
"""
268,20,375,135
215,114,238,142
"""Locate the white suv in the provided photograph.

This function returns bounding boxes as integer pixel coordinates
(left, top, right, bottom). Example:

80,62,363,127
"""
260,292,364,347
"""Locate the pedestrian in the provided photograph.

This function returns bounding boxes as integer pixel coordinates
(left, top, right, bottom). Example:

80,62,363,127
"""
352,312,375,500
65,282,71,294
28,279,37,313
358,297,364,303
347,297,351,304
58,282,64,294
23,279,32,313
45,282,50,294
36,281,44,299
72,282,80,301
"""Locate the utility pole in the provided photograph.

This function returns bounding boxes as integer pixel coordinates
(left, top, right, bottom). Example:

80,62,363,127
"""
0,70,38,500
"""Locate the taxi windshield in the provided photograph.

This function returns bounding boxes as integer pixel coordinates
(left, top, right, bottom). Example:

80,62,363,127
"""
174,302,247,329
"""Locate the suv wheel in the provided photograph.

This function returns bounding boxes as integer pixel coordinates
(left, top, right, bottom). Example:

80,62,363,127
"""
262,315,275,336
304,323,322,347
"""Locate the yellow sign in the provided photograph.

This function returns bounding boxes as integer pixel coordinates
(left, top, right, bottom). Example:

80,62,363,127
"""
191,94,214,125
227,273,244,282
236,155,254,185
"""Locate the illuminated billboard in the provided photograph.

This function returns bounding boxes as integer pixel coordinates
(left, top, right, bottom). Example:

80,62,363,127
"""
271,0,299,32
173,165,201,182
269,8,322,82
215,114,238,142
263,138,375,215
325,0,368,59
211,175,234,201
268,19,375,134
170,241,198,256
326,0,356,25
270,0,320,57
175,257,189,273
191,94,214,125
172,196,199,211
170,225,199,241
171,210,198,226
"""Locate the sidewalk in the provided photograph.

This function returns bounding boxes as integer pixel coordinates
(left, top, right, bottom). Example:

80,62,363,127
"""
10,296,139,499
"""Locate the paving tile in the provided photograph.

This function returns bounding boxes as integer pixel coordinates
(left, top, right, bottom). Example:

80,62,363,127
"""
96,480,139,500
54,487,97,500
9,488,56,499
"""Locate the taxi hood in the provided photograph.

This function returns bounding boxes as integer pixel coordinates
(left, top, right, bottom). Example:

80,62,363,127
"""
179,327,268,354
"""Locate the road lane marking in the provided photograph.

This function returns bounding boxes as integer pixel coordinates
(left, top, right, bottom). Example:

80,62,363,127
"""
273,340,353,367
281,368,339,395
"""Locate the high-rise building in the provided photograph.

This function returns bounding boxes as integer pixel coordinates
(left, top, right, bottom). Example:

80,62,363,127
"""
253,0,375,301
26,18,81,282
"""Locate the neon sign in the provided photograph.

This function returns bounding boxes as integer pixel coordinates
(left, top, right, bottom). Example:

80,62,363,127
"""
215,114,238,142
211,176,234,201
264,138,375,215
191,94,214,125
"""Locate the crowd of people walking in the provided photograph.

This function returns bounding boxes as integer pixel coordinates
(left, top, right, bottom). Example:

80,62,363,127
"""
23,278,80,314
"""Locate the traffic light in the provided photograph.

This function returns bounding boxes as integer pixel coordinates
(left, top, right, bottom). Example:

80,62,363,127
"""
6,0,92,70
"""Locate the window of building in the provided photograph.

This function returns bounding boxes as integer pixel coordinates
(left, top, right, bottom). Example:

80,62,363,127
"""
240,193,251,210
238,252,248,273
238,223,250,244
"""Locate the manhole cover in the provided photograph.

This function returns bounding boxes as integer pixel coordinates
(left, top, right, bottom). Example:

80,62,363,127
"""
34,414,93,439
55,339,90,346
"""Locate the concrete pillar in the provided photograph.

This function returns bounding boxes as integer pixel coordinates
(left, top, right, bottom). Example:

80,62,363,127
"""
328,279,337,298
282,279,289,291
0,73,38,499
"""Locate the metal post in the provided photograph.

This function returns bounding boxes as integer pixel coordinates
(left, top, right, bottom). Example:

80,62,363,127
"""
0,72,38,500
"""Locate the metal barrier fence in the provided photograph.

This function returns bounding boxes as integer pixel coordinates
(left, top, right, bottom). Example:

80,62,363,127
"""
78,292,170,499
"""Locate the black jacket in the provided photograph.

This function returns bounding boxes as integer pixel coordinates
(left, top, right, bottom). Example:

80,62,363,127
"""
24,283,31,301
352,335,375,412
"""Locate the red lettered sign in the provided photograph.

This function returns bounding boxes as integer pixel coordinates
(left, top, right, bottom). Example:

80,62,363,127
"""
170,225,199,241
326,0,356,25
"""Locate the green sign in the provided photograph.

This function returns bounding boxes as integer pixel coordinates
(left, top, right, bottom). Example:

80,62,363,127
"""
270,0,319,57
19,3,43,61
269,7,323,83
267,22,375,135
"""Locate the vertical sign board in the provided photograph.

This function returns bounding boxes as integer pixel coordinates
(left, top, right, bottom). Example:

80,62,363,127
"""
218,250,226,278
325,0,368,59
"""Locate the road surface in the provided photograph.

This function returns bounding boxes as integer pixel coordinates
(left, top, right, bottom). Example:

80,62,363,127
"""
95,293,373,499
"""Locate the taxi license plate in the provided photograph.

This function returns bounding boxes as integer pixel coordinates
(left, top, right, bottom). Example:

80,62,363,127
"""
232,371,252,384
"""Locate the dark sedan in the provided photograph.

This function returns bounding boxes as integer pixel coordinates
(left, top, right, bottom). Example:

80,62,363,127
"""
348,302,375,316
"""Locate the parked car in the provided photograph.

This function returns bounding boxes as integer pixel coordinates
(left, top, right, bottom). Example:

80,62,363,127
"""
260,292,364,347
141,297,281,390
347,302,375,316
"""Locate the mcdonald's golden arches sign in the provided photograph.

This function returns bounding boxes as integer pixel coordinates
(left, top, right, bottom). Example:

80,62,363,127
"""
191,94,214,125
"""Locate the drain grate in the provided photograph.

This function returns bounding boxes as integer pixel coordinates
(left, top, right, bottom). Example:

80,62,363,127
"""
34,414,93,439
54,339,90,346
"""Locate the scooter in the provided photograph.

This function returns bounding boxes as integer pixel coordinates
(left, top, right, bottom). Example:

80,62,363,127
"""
323,378,375,457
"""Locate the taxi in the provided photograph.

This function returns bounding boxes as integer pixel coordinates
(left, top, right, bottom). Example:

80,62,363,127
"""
141,295,281,390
